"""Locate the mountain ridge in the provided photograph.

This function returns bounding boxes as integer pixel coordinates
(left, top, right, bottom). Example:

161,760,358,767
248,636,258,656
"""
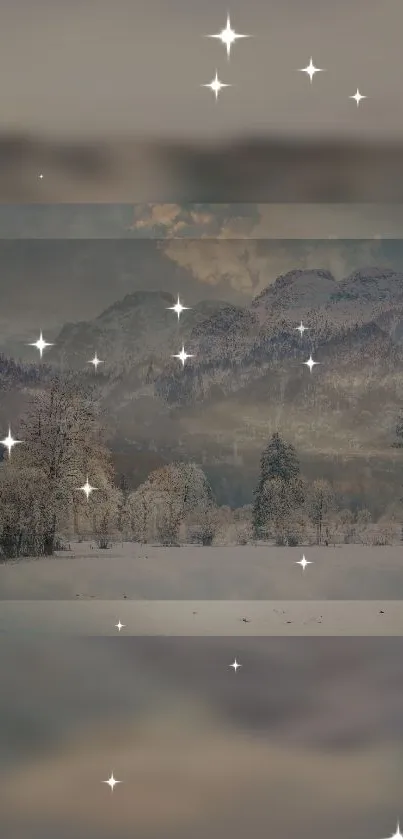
2,267,403,490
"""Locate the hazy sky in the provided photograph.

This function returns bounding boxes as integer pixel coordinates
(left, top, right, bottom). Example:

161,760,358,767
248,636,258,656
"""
1,0,402,140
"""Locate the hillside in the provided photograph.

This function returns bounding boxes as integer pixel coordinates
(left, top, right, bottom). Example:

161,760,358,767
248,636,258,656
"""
43,267,403,454
3,266,403,507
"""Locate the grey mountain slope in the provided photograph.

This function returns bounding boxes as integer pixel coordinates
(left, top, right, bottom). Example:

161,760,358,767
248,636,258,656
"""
47,267,403,397
4,266,403,469
51,292,230,371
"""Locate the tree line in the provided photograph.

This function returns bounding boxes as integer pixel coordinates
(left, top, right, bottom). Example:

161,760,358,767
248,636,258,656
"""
0,376,395,559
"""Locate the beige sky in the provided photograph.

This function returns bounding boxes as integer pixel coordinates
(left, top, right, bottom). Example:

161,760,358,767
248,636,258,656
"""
1,0,402,140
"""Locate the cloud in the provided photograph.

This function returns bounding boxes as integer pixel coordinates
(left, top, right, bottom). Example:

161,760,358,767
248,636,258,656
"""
129,204,223,237
129,204,403,241
161,240,266,294
129,204,261,240
131,204,185,235
161,239,385,296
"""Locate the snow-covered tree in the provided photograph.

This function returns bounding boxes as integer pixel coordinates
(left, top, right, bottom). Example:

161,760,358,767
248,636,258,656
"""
88,484,123,548
117,474,130,538
124,483,166,543
184,499,219,545
306,479,336,544
259,475,303,545
126,461,214,545
0,462,49,558
253,433,303,537
10,374,115,555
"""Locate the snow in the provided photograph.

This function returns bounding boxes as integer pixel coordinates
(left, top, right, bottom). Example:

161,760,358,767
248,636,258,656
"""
1,542,403,634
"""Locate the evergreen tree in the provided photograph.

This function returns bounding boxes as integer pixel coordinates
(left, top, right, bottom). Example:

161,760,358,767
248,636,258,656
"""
252,432,302,537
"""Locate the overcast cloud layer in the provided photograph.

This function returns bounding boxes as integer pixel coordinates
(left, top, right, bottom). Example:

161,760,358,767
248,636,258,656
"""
1,0,402,141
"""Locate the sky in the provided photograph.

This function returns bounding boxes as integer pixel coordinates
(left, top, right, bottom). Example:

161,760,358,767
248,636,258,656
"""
1,0,403,141
0,233,401,352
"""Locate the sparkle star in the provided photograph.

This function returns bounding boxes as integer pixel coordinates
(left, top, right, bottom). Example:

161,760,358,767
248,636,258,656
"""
173,346,194,367
103,773,121,792
77,476,98,500
296,321,307,337
115,621,125,632
303,355,320,372
230,658,241,672
0,427,23,458
299,57,324,83
28,331,53,358
350,88,367,107
202,71,230,100
382,822,403,839
167,295,190,321
296,555,312,571
88,352,103,371
207,14,249,59
38,173,44,179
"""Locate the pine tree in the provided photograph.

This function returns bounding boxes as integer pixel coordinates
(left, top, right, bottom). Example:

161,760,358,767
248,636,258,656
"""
252,432,302,538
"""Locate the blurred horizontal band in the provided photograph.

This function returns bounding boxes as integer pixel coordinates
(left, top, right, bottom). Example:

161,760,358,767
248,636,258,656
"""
0,600,402,636
5,137,403,203
2,203,403,238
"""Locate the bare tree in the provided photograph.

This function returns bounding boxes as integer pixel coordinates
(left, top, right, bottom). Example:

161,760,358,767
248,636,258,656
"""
117,474,130,540
306,479,336,544
89,485,123,549
335,508,355,543
124,484,159,543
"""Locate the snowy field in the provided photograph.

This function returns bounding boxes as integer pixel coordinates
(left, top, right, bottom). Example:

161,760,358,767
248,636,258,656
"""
1,541,403,600
2,542,403,634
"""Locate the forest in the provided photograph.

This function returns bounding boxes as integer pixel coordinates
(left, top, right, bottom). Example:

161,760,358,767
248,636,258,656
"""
0,373,402,560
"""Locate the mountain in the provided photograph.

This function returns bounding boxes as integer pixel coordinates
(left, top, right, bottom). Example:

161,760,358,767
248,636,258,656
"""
5,267,403,509
49,267,403,420
252,269,338,315
324,267,403,327
46,267,403,450
51,291,230,372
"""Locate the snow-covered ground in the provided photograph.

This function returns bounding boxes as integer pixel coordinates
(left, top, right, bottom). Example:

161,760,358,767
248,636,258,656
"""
1,541,403,634
1,541,403,600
